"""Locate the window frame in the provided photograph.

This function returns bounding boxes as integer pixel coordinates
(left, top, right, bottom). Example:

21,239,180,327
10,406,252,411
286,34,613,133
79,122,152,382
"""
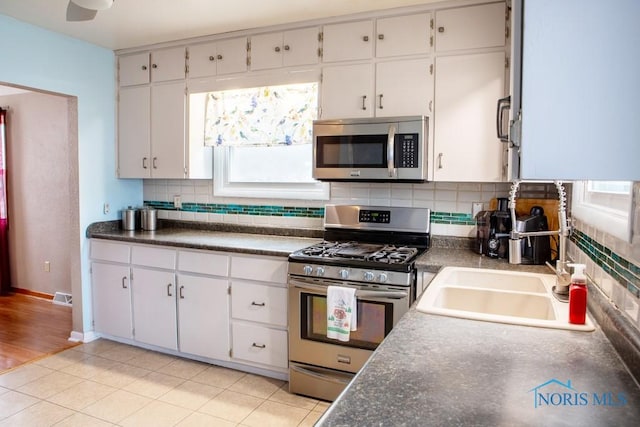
571,180,633,242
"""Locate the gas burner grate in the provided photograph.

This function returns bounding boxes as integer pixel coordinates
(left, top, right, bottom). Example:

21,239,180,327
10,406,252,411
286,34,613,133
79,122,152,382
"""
366,245,419,264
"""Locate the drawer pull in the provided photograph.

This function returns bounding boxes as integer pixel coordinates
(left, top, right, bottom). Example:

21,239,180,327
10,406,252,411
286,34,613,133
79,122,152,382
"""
251,301,265,307
179,285,184,299
167,283,173,297
251,343,266,349
121,276,127,289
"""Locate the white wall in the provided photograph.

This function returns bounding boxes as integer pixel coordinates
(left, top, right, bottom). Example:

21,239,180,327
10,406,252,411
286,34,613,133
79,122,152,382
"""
0,14,142,337
1,91,73,295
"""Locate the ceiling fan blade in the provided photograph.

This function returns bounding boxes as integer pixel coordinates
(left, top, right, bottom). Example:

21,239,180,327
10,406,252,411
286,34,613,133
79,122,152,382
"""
66,1,98,21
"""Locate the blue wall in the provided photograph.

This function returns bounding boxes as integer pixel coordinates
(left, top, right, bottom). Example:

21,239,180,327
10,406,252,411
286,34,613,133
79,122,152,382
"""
0,14,142,334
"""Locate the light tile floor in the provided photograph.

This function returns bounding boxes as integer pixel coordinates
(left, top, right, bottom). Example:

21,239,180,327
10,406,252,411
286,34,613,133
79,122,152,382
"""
0,339,328,426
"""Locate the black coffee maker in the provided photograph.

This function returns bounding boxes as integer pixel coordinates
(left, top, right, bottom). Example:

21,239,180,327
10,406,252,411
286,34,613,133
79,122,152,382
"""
475,198,512,259
516,206,552,265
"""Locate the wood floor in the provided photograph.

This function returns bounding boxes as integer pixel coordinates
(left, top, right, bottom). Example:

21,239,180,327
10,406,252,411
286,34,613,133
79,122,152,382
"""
0,293,78,373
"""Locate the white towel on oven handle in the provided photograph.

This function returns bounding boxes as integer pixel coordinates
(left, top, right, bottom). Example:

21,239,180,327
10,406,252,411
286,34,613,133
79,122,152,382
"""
326,286,357,341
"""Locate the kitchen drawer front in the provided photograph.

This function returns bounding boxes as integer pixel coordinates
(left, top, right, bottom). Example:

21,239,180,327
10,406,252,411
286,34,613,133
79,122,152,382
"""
230,255,287,284
91,240,130,264
231,322,288,369
231,281,287,326
178,250,229,276
131,245,176,269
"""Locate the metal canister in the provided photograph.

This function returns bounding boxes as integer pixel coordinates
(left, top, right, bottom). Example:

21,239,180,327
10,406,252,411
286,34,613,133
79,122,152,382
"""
141,207,157,231
121,207,136,230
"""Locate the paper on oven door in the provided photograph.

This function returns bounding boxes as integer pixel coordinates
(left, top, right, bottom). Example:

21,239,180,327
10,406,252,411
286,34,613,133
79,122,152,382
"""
327,286,357,341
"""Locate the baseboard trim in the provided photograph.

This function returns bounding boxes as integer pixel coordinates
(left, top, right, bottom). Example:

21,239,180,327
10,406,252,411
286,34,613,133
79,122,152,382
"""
11,287,54,300
69,330,100,343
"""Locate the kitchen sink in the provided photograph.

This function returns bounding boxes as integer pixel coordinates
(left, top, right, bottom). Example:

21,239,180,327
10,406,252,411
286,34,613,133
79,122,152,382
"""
416,267,595,331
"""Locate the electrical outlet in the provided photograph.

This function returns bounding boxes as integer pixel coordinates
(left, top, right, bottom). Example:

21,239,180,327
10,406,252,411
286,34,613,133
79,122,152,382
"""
103,203,110,214
173,195,182,209
44,261,50,272
472,202,483,218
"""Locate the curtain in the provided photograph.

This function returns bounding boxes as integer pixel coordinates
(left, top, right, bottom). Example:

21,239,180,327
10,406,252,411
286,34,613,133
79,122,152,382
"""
203,82,318,147
0,107,10,295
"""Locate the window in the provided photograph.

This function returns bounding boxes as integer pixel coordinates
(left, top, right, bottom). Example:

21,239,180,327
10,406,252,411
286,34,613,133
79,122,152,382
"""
572,181,633,242
197,79,329,200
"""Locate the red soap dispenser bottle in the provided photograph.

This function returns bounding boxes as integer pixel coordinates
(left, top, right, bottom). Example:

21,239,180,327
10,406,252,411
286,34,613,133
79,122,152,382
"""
568,264,588,324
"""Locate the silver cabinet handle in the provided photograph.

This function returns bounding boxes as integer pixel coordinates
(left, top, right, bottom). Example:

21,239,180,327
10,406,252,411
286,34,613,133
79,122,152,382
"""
122,276,127,289
251,301,266,307
152,63,158,69
429,100,433,112
217,54,223,60
275,46,281,52
251,343,266,349
141,65,147,71
179,285,184,299
167,283,172,297
142,157,148,169
438,152,444,169
152,157,157,169
208,55,215,61
378,34,385,40
378,94,384,109
284,45,290,51
438,26,445,33
362,35,369,42
361,95,367,110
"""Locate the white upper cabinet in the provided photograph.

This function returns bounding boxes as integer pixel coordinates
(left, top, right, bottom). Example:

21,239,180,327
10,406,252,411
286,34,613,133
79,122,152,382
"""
433,51,506,182
375,13,432,57
119,47,185,86
435,2,506,52
375,58,433,117
188,37,248,78
321,63,374,119
322,20,374,62
251,27,320,70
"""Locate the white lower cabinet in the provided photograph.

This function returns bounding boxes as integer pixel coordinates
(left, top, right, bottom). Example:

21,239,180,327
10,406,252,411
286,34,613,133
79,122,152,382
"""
231,322,288,369
177,273,230,361
92,262,133,339
131,267,178,350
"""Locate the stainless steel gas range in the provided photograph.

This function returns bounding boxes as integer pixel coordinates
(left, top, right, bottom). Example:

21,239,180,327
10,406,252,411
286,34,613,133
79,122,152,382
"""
288,204,431,401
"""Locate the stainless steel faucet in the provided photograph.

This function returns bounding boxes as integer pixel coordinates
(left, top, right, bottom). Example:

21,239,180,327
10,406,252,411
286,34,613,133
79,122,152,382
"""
507,180,572,301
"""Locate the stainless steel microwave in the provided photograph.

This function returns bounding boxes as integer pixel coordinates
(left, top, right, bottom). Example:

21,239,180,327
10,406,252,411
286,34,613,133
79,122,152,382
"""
312,116,429,182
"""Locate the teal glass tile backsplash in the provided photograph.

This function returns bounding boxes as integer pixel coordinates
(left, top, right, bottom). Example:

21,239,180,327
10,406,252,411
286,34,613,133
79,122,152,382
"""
144,201,475,225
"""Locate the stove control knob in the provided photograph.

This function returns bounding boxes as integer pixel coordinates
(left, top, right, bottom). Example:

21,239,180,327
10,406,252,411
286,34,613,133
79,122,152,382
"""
303,265,313,275
363,271,375,281
378,273,389,283
338,269,349,280
315,267,325,276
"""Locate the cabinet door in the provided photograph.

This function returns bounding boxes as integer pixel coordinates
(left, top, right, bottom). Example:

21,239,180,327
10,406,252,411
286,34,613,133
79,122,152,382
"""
150,81,186,178
150,47,186,82
216,37,248,75
188,41,218,78
177,274,230,361
433,51,505,182
92,262,133,339
283,27,320,67
250,32,283,71
435,2,506,52
376,13,431,57
375,58,433,117
322,20,374,62
119,52,150,86
132,268,177,350
118,86,151,178
321,64,374,119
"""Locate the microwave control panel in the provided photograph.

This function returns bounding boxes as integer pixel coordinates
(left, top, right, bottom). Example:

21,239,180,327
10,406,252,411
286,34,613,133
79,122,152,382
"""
396,134,419,168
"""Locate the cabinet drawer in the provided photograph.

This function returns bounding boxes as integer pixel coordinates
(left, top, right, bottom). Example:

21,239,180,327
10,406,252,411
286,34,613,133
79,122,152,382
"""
231,322,288,369
131,245,176,269
230,255,287,283
232,281,287,326
91,240,130,263
178,250,229,276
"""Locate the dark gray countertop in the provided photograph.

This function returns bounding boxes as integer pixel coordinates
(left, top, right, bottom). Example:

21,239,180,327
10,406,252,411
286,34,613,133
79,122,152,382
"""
86,220,323,257
318,248,640,426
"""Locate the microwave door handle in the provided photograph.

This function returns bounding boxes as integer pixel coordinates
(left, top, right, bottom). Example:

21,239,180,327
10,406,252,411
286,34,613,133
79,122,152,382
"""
387,124,397,178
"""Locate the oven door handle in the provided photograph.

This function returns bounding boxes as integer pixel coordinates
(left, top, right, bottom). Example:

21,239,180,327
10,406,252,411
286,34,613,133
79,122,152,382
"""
290,363,352,385
290,280,408,300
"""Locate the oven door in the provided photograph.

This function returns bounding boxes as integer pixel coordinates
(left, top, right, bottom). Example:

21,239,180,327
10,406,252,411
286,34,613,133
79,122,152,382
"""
288,277,410,374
